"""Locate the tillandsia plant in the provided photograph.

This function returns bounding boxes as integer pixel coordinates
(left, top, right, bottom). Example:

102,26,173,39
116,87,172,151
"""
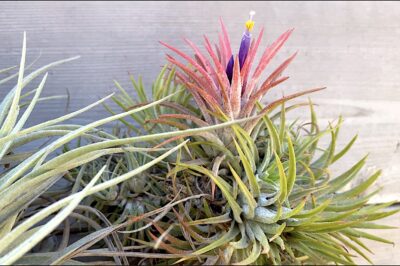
99,12,399,265
3,12,396,266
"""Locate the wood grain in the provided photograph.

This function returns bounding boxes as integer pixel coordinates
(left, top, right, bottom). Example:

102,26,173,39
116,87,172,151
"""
0,4,399,258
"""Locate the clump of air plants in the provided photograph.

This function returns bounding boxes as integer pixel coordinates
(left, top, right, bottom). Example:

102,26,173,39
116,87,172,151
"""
99,11,399,265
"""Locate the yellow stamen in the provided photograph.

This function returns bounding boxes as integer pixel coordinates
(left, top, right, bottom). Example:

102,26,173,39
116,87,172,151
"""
245,11,256,32
245,20,255,32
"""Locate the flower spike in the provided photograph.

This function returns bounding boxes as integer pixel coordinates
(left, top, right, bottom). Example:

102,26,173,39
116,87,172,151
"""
239,10,256,67
226,11,256,83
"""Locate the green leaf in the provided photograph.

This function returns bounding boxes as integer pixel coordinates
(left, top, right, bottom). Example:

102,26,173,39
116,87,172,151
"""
308,98,318,135
187,213,231,225
279,102,286,148
131,74,148,103
332,134,358,164
320,155,368,196
295,129,332,159
317,209,359,223
253,205,282,224
233,125,259,164
343,228,394,245
326,191,376,212
233,128,256,170
251,222,270,253
294,220,362,233
0,32,27,136
352,209,400,222
232,242,262,265
335,170,381,199
233,139,260,197
269,242,281,265
0,73,48,161
311,120,339,170
178,163,243,223
281,199,306,220
352,222,397,230
293,199,331,218
113,79,134,104
181,224,239,259
262,114,281,154
268,222,286,242
229,164,257,219
0,65,17,75
286,134,296,195
230,223,249,249
274,151,287,203
331,232,373,264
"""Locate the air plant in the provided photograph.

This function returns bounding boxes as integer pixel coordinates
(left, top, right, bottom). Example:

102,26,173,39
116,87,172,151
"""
100,12,399,265
2,11,396,266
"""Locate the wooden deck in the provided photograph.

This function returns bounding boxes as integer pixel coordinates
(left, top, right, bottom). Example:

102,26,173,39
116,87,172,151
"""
0,2,399,263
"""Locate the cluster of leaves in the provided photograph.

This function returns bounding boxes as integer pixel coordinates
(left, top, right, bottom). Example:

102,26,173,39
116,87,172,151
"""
0,16,398,265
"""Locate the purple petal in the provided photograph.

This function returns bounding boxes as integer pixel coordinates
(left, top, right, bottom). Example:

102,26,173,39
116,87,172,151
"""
226,55,234,83
238,32,251,68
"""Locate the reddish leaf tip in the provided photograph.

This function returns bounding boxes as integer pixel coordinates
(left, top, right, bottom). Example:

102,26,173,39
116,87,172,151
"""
159,40,169,47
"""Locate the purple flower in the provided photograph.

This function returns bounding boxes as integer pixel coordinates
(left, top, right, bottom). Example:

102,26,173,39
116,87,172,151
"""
226,55,234,83
238,31,251,68
226,11,255,83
